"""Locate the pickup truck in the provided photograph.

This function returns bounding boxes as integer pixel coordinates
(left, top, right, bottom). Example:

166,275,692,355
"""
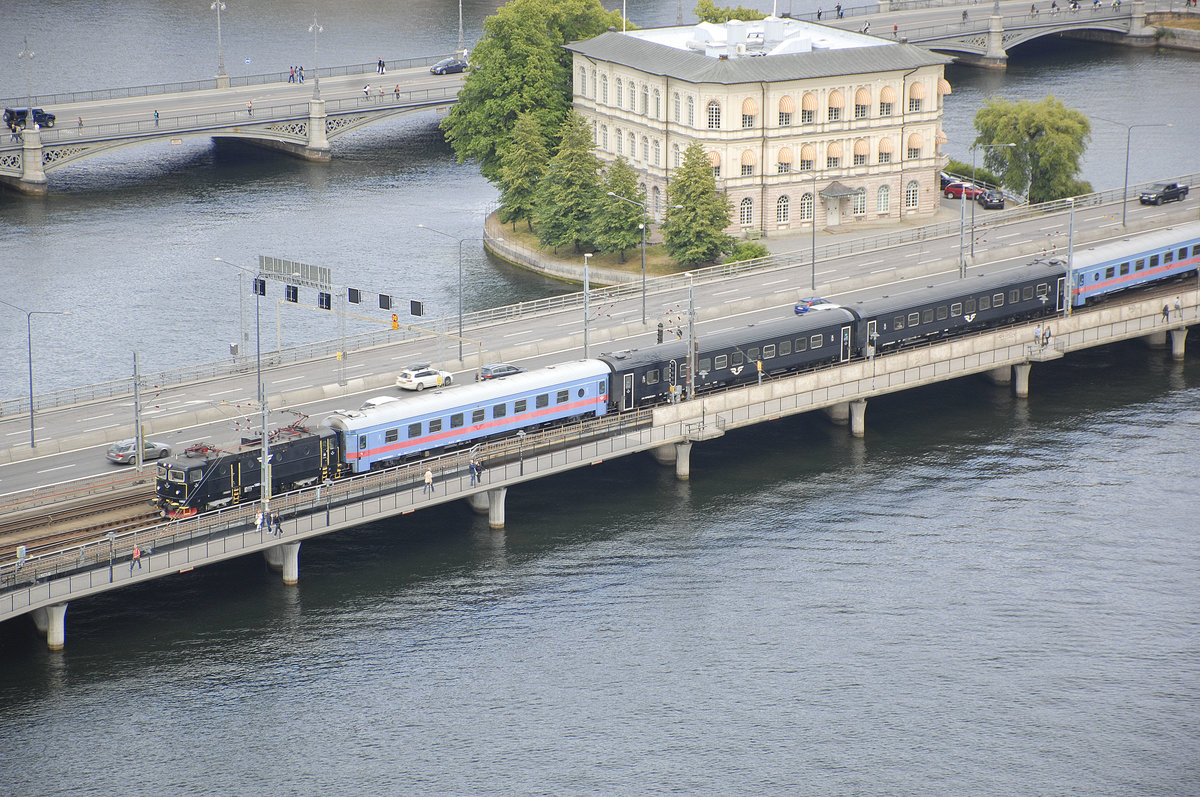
1139,182,1189,205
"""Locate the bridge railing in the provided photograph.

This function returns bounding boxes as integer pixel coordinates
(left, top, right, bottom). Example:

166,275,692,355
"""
0,54,452,110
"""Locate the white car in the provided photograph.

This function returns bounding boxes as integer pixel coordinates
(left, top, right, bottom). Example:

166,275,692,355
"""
395,366,453,391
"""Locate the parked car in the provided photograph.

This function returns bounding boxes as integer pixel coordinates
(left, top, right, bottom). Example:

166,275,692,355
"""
430,57,468,75
1139,182,1189,205
976,189,1005,209
396,366,453,391
3,107,55,128
939,171,955,191
943,182,985,200
794,297,834,314
107,439,172,464
476,362,524,381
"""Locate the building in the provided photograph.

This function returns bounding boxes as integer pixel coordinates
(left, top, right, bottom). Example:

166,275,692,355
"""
566,18,953,236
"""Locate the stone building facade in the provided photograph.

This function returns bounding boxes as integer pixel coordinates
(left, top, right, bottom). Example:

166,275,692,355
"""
566,20,953,236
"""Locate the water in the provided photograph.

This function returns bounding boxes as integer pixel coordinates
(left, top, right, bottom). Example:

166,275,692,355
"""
1,3,1198,793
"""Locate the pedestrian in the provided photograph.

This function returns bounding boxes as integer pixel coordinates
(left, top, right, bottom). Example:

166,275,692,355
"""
1174,298,1182,317
1034,323,1043,346
861,21,870,33
247,99,253,116
363,83,371,98
962,8,969,21
154,109,159,126
289,66,296,83
273,512,283,536
423,468,434,494
835,2,843,18
1031,2,1038,14
255,510,264,532
1162,304,1170,322
893,23,899,37
380,85,385,100
298,65,305,83
816,7,822,20
394,84,400,99
130,544,142,572
1043,327,1052,347
77,116,84,133
10,123,20,142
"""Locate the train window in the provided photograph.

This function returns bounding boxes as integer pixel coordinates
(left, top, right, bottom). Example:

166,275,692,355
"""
699,357,711,372
1036,284,1049,299
780,341,791,356
950,303,962,317
936,306,948,321
1149,254,1159,267
907,312,919,327
922,309,934,324
646,369,660,385
1119,263,1129,276
1105,267,1115,279
748,347,760,361
514,399,527,413
992,293,1004,307
763,344,776,359
189,470,202,483
966,298,977,314
715,354,728,369
358,435,367,449
493,403,507,419
578,388,585,398
795,338,807,352
556,390,569,404
473,409,485,423
1131,260,1142,272
1184,247,1192,259
429,419,442,433
978,296,989,311
597,381,605,394
451,413,464,428
1022,286,1034,300
536,394,550,409
385,429,399,443
733,351,745,366
810,334,823,349
1009,290,1019,304
1164,251,1174,265
408,423,421,438
894,316,905,330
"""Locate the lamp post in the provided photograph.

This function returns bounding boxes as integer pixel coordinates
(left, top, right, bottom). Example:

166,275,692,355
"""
457,0,465,55
970,141,1015,261
309,15,323,101
583,253,593,358
211,1,227,82
418,224,491,362
19,37,34,134
606,192,680,325
215,258,272,509
1120,122,1172,228
0,300,70,449
810,169,818,291
685,271,696,401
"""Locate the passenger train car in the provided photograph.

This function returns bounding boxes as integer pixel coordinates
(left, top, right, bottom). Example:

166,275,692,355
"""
1068,220,1200,306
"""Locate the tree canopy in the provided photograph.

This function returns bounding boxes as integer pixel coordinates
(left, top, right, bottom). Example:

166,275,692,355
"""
498,111,549,231
534,112,604,254
661,142,734,267
592,159,645,263
973,96,1092,204
694,0,767,22
440,0,624,183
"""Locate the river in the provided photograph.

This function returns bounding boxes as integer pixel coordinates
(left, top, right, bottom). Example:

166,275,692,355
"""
1,2,1197,794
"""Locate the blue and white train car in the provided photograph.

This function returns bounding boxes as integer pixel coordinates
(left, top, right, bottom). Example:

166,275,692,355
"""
321,360,611,473
1071,220,1200,306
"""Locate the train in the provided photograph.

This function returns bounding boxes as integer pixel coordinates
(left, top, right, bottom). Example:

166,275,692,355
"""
156,221,1200,516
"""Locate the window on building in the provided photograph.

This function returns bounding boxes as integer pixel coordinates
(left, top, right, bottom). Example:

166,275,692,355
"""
641,84,649,114
653,139,660,166
777,195,790,223
616,128,623,155
854,152,866,166
654,89,661,119
879,101,893,116
827,154,840,168
577,67,586,95
801,108,814,124
878,150,892,164
601,125,608,150
742,114,754,129
615,78,623,107
909,97,922,112
673,143,681,168
778,162,791,174
712,164,721,178
855,103,868,119
742,162,753,176
601,74,608,104
707,101,721,129
828,106,841,122
652,186,661,215
853,188,866,215
799,157,814,171
877,185,890,213
642,135,649,162
800,192,814,222
629,132,636,159
740,198,753,225
904,180,919,209
907,146,920,160
591,70,596,99
673,91,680,121
687,96,695,127
779,111,792,126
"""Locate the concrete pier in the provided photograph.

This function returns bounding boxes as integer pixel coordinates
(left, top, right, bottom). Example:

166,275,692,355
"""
1169,328,1188,360
986,365,1012,386
31,603,68,650
674,442,693,481
650,444,677,465
849,399,867,438
1013,363,1032,398
466,488,508,529
824,402,850,426
263,542,301,583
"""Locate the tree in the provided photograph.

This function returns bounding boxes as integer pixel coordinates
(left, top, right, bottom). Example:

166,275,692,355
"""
661,142,734,267
534,113,603,253
440,0,624,183
723,241,769,264
694,0,767,22
974,96,1092,204
498,111,549,231
592,158,644,263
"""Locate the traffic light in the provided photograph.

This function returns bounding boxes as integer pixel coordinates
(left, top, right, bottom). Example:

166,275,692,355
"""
391,313,399,330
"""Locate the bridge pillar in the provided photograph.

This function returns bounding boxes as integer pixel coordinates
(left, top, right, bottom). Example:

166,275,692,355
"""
650,444,677,465
675,441,693,481
18,125,48,195
1013,363,1032,398
31,603,68,650
824,402,850,426
307,98,331,156
280,542,301,585
1142,330,1168,349
981,13,1009,70
466,492,490,514
986,365,1012,386
487,488,508,529
1129,0,1154,39
1169,328,1188,360
849,399,867,438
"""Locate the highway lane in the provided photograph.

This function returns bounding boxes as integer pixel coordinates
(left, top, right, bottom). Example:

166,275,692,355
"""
2,195,1194,497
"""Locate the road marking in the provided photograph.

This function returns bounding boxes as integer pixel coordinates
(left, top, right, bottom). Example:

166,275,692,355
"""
83,423,121,432
870,267,894,275
763,278,788,286
209,388,240,396
995,232,1022,239
713,288,740,296
1038,224,1062,231
859,259,884,267
37,464,76,474
274,375,304,383
80,413,115,422
919,257,944,264
902,251,918,258
344,363,367,370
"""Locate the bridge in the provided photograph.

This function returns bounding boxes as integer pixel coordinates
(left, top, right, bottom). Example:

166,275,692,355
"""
0,56,463,194
1,186,1197,648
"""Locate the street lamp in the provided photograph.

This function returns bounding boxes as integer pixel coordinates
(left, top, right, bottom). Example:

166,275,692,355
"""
583,253,593,358
810,169,818,291
0,299,70,449
19,37,34,136
211,1,227,81
606,191,681,325
309,14,323,101
418,224,489,362
215,258,272,510
970,141,1015,261
1120,122,1172,228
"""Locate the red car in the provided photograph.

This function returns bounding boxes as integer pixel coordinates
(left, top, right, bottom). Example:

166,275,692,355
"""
944,182,985,200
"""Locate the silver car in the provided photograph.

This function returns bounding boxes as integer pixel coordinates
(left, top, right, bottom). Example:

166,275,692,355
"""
106,439,172,464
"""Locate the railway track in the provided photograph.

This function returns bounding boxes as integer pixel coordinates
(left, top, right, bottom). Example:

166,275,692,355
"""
0,489,160,561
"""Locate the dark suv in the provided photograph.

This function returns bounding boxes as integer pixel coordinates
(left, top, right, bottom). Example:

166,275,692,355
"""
4,107,56,128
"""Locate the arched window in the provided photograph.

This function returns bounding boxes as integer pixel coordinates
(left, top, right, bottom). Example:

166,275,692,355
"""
641,84,649,115
777,146,793,174
577,67,587,96
908,81,926,113
654,88,661,119
740,149,756,177
601,125,608,150
687,96,695,127
879,85,896,117
629,132,637,160
601,74,608,104
776,195,790,223
741,97,758,129
652,186,662,217
629,83,637,112
878,137,894,164
826,141,843,169
904,180,919,209
800,192,814,222
906,132,923,161
877,185,891,214
673,143,681,168
616,127,623,156
853,187,866,215
739,197,753,225
799,144,815,171
592,120,597,142
708,150,721,178
642,135,649,162
653,138,660,166
853,138,869,166
854,87,871,119
801,92,817,124
615,78,623,108
827,90,844,122
673,91,681,121
778,95,795,126
707,100,721,129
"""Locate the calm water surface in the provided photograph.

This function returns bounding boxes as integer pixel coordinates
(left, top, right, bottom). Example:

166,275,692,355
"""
1,3,1198,794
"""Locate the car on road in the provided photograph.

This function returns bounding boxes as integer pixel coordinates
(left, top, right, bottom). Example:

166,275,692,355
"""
107,439,172,464
430,57,468,75
476,363,524,381
794,297,835,314
976,189,1005,209
943,182,985,200
3,107,55,128
396,365,453,391
1139,182,1189,205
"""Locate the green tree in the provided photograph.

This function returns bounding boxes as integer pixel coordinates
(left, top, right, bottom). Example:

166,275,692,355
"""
694,0,767,22
534,112,603,253
723,241,769,264
973,96,1092,204
592,158,644,263
498,111,549,231
440,0,624,183
662,142,734,267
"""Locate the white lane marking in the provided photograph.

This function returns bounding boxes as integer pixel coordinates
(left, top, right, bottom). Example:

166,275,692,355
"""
344,363,367,370
902,251,919,258
763,278,788,286
80,413,115,422
859,259,884,267
274,375,304,383
919,257,943,264
713,288,740,296
37,464,76,474
83,423,122,432
505,330,535,337
209,388,240,396
870,268,894,275
1038,224,1062,231
995,232,1023,240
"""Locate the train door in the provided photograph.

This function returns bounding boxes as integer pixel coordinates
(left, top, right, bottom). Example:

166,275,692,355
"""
839,325,852,362
622,372,634,410
1056,276,1066,312
865,320,877,356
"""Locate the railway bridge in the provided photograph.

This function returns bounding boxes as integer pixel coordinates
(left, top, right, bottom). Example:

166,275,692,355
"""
2,283,1193,649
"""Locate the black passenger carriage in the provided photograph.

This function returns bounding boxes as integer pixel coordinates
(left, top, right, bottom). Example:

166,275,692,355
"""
600,308,858,409
854,262,1064,353
156,426,342,515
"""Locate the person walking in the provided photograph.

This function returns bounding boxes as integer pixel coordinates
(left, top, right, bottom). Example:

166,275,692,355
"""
130,544,142,572
289,66,296,83
363,83,371,98
273,512,283,536
154,109,159,127
423,468,434,495
298,65,304,83
247,99,253,116
77,116,84,133
816,7,822,19
394,84,400,99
